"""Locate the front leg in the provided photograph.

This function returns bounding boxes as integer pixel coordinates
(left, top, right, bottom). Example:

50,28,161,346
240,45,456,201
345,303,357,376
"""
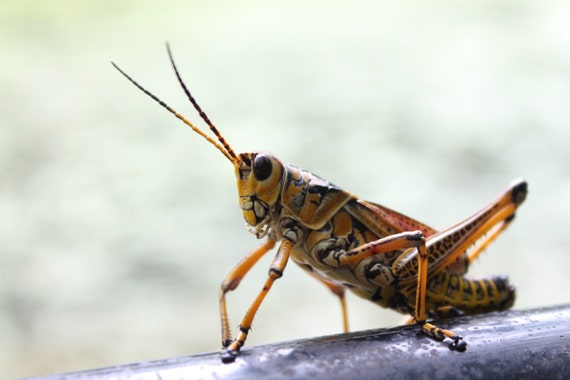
221,239,293,363
219,239,276,351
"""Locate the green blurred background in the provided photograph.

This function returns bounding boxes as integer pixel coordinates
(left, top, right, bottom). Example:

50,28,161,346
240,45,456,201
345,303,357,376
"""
1,1,569,377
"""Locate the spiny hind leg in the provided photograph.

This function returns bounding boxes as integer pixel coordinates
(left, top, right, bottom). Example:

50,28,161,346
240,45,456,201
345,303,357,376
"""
415,312,467,351
419,321,467,351
337,230,466,349
466,179,528,263
412,243,467,351
407,180,527,350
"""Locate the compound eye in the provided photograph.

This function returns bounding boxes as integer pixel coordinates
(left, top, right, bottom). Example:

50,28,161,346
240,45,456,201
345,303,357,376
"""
253,154,272,181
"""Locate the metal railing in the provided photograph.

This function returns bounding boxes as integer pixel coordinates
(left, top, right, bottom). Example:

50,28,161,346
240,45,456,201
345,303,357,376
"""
28,304,570,380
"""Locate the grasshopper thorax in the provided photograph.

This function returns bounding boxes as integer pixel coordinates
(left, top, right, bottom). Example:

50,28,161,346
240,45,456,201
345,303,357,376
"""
235,152,284,236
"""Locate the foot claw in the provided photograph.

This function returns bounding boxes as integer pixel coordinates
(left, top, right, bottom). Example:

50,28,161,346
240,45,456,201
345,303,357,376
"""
450,336,467,352
220,348,239,363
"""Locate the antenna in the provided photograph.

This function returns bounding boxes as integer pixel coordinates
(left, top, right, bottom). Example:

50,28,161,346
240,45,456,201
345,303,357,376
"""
111,50,239,163
166,43,238,161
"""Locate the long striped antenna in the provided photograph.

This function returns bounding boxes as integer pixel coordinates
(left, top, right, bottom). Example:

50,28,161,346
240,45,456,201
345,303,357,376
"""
165,44,238,162
111,52,239,164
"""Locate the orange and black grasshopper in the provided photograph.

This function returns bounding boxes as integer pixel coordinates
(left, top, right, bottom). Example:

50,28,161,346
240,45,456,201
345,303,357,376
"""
112,45,527,363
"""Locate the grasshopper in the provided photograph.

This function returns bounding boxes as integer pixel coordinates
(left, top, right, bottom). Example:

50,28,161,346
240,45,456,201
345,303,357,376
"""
112,45,527,363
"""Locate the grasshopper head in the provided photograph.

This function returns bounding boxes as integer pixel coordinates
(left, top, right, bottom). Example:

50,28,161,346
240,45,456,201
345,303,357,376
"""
235,152,284,230
112,45,284,237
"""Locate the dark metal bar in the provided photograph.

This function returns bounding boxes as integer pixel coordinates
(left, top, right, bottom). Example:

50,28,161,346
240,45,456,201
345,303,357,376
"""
28,304,570,380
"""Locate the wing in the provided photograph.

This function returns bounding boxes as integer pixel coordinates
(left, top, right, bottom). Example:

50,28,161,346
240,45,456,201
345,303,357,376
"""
344,199,437,239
